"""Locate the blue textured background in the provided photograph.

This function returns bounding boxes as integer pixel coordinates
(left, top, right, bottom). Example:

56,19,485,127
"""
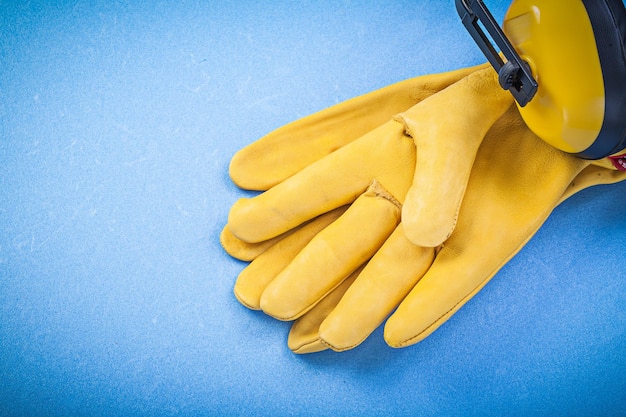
1,1,625,416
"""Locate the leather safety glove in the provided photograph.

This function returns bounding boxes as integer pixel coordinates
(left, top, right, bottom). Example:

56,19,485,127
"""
221,64,486,263
287,131,626,353
227,66,511,248
224,67,512,322
379,128,625,349
228,64,485,192
224,106,626,353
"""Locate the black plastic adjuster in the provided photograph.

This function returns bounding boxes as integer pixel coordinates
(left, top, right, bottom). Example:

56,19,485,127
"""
455,0,538,106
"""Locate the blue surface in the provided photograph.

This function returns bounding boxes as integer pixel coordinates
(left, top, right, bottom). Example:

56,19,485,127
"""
1,1,625,416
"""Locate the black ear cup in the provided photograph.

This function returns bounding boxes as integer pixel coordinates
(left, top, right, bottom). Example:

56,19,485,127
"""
579,0,626,159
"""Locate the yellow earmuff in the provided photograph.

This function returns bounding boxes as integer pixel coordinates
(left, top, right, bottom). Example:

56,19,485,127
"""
456,0,626,159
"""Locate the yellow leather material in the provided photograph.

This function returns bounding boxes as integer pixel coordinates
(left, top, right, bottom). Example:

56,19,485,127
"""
560,163,626,203
223,65,495,345
232,207,347,310
383,106,591,348
229,64,487,191
226,68,504,245
318,226,435,351
220,225,295,262
288,109,626,353
399,69,512,247
250,155,626,352
222,67,626,353
260,183,401,321
288,267,361,354
225,68,515,327
227,118,415,244
221,205,348,261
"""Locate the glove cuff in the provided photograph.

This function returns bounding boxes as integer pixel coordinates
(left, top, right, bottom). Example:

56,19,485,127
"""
608,151,626,171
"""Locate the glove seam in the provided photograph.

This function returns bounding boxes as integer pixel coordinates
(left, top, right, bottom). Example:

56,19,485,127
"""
367,179,402,210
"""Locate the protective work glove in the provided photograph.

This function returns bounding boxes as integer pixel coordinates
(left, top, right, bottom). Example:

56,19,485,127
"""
220,65,491,306
228,64,484,192
287,116,626,353
227,66,511,247
221,63,486,263
223,104,626,353
224,67,513,321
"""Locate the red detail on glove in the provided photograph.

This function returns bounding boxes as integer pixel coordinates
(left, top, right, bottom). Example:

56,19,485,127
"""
608,153,626,171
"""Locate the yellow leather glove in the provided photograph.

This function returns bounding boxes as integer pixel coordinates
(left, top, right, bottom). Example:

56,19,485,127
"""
287,117,626,353
220,66,489,306
220,64,485,263
225,67,512,322
224,106,626,353
228,64,485,192
228,66,511,247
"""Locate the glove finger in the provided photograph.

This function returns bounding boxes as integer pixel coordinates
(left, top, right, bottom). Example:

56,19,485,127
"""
221,226,288,262
287,267,362,354
227,118,415,243
260,182,401,321
233,206,347,310
319,225,434,352
399,67,513,247
384,113,588,348
221,206,347,261
230,64,486,191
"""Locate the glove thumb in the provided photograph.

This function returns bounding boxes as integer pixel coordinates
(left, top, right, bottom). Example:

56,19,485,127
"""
398,67,512,247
